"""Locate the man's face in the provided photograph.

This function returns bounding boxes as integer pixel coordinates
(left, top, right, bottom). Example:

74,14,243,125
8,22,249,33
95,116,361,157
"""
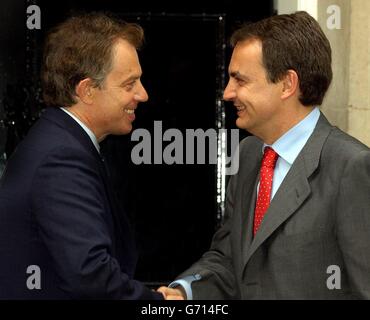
92,39,148,137
223,39,283,138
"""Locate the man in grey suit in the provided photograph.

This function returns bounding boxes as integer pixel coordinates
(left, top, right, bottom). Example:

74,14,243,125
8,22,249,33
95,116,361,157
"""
158,11,370,299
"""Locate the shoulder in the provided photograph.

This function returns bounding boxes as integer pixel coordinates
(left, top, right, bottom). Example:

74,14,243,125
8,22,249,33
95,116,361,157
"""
323,126,369,161
317,125,370,181
22,115,78,154
14,110,97,167
4,116,100,190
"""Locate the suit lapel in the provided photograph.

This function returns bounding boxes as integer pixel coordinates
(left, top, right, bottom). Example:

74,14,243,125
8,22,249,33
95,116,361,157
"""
99,156,137,272
240,156,261,260
243,113,333,266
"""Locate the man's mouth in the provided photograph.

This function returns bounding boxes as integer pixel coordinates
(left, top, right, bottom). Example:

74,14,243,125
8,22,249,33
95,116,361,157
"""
124,108,136,122
234,104,247,119
235,105,246,112
124,109,135,114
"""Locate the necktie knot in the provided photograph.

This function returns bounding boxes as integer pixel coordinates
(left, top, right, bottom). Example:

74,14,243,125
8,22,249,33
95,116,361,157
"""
261,147,278,169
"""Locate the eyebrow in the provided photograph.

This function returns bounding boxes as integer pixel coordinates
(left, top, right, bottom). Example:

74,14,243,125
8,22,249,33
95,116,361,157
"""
120,74,141,86
229,71,249,81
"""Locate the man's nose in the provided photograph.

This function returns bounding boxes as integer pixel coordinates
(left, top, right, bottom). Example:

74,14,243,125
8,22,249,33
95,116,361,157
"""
135,81,149,102
223,81,236,101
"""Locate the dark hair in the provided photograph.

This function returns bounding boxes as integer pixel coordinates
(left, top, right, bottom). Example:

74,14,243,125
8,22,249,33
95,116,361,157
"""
42,12,144,107
231,11,332,106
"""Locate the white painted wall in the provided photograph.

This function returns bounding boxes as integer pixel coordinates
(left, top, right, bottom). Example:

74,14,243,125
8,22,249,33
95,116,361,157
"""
274,0,317,19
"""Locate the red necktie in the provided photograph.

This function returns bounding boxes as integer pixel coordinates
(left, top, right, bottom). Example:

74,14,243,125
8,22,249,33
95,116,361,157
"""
253,147,279,236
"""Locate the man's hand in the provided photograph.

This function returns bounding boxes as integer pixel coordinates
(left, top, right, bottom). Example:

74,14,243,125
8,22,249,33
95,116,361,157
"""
157,286,186,300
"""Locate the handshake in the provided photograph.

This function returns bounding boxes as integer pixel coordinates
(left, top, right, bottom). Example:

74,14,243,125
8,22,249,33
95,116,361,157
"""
156,286,186,300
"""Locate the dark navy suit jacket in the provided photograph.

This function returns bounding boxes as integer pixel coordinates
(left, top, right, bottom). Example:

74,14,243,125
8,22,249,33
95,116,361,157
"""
0,107,162,299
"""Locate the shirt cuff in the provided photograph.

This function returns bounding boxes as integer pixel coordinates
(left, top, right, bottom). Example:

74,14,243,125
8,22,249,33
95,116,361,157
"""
169,274,201,300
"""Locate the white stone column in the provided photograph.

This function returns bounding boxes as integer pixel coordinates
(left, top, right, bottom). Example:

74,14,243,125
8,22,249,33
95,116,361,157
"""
317,0,351,134
348,0,370,146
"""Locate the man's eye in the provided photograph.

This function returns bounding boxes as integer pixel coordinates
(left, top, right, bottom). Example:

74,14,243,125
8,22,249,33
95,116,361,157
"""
125,82,136,90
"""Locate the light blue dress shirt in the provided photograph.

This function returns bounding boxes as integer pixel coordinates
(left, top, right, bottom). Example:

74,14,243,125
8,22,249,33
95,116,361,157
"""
170,107,321,300
263,107,320,199
60,107,100,153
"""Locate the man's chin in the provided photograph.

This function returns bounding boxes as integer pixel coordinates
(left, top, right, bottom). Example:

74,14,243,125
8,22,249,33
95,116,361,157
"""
111,126,132,136
236,118,249,131
122,126,133,135
119,129,132,136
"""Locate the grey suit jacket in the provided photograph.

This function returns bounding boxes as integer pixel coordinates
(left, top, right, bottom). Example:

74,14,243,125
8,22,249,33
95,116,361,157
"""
178,113,370,299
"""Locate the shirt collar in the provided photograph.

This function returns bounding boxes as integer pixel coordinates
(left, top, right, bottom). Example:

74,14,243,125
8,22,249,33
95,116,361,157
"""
60,107,100,153
263,107,320,165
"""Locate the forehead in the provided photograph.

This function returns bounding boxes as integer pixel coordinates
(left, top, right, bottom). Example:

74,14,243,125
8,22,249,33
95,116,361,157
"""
229,39,264,73
109,39,141,77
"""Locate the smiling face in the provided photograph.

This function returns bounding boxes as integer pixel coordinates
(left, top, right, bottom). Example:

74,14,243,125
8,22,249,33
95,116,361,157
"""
91,39,148,139
223,39,285,142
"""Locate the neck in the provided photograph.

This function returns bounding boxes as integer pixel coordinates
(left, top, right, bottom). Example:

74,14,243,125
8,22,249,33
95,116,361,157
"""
64,105,105,142
257,104,315,145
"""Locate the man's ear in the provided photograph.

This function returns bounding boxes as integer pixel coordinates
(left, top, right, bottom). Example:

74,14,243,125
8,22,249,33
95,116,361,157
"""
281,70,299,100
75,78,95,104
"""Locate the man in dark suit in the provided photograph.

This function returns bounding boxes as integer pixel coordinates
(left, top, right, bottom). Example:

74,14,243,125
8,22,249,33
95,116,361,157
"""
0,13,163,299
158,11,370,299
